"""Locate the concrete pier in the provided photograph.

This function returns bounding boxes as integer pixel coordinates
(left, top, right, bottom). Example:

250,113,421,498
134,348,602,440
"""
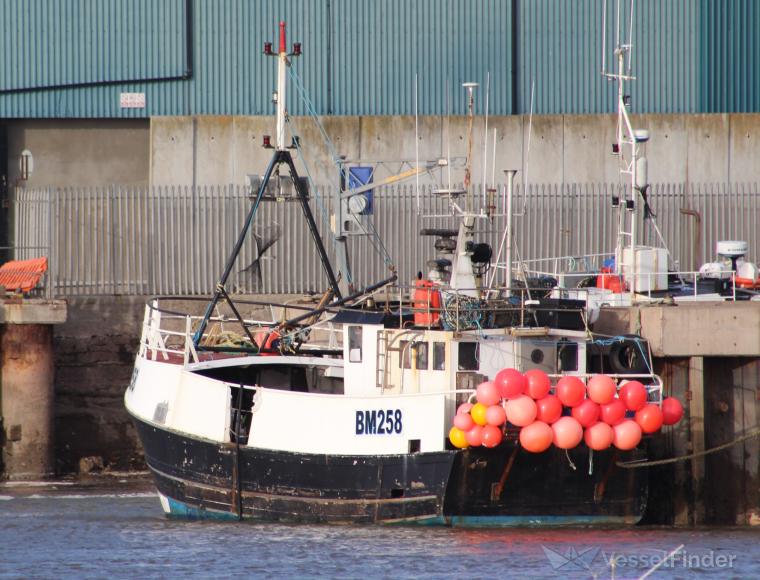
597,302,760,526
1,299,67,480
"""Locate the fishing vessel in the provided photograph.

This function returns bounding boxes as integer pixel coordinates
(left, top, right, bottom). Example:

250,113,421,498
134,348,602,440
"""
125,20,681,525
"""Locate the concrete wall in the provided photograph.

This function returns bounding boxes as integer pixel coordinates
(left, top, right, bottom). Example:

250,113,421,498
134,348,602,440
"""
5,119,150,188
150,113,760,187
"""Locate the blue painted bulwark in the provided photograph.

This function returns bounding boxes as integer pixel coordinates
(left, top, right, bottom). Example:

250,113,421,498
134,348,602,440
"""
0,0,758,117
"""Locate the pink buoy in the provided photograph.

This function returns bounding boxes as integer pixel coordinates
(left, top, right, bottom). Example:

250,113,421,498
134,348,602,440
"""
481,425,503,448
613,419,642,450
465,424,484,447
584,421,614,451
519,421,553,453
551,416,583,449
587,374,617,405
494,368,527,399
457,402,474,415
524,369,551,400
635,403,664,434
535,394,563,424
475,381,501,406
485,404,507,426
619,380,648,411
556,376,586,407
661,397,684,426
571,399,601,428
505,395,538,427
600,398,627,426
453,412,475,431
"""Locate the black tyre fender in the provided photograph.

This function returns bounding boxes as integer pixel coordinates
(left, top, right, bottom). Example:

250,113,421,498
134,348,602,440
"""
608,335,650,374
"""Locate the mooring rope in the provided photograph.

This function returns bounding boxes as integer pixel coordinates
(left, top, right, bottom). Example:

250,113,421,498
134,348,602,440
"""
616,425,760,469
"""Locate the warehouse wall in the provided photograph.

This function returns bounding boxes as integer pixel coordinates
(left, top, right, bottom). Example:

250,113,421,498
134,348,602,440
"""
5,119,149,187
150,113,760,187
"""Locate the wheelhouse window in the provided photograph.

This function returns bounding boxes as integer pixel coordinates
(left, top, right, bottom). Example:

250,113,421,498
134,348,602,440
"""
399,340,412,369
348,326,362,363
458,342,480,371
415,342,429,370
433,342,446,370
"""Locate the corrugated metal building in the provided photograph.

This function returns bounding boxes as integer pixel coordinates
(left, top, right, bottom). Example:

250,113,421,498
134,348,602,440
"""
1,0,758,118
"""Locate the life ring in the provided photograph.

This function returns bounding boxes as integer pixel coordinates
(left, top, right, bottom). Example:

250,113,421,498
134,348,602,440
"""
608,336,649,375
254,330,280,355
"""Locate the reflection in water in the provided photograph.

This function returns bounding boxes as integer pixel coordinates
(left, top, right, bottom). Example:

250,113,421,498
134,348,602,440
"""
0,484,757,579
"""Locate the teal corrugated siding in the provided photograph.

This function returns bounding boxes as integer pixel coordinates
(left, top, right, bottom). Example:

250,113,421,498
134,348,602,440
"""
0,0,758,118
518,0,698,114
700,0,760,112
331,0,512,115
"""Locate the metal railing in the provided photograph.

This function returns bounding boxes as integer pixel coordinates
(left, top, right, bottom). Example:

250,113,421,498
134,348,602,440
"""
10,182,760,297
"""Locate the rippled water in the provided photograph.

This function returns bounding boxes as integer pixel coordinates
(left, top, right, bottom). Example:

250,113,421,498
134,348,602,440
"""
1,477,758,579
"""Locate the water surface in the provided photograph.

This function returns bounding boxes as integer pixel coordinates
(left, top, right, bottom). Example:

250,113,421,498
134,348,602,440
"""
1,477,757,579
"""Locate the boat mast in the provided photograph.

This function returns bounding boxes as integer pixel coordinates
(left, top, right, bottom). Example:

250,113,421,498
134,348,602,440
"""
192,22,342,350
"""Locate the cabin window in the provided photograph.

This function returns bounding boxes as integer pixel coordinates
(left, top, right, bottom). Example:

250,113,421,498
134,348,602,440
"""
433,342,446,370
348,326,362,363
458,342,480,371
557,339,578,372
399,340,412,369
415,342,429,370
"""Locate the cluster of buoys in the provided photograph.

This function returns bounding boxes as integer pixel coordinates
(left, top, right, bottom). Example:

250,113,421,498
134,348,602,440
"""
448,368,684,453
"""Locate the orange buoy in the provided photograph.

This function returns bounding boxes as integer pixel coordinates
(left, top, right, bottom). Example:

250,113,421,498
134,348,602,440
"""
525,369,551,400
612,419,642,450
556,376,586,407
519,421,553,453
535,394,563,424
584,421,614,451
661,397,684,425
494,368,527,399
635,403,664,434
552,416,583,449
505,395,537,427
587,374,617,405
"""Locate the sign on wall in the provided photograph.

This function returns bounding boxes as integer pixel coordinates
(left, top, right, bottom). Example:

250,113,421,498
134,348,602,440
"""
120,93,146,109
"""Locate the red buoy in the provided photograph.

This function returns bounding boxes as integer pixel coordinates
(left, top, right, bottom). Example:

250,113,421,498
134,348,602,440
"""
475,381,500,406
556,376,586,407
613,419,642,450
494,368,527,399
600,398,627,426
571,399,601,428
661,397,684,425
584,421,615,450
505,395,538,427
481,425,503,448
524,369,551,400
535,394,563,424
619,380,648,411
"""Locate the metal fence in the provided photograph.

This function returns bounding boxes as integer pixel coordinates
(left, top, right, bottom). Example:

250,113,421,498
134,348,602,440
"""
11,182,760,297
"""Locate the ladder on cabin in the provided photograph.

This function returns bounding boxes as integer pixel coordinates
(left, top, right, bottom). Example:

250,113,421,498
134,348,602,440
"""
375,331,388,390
